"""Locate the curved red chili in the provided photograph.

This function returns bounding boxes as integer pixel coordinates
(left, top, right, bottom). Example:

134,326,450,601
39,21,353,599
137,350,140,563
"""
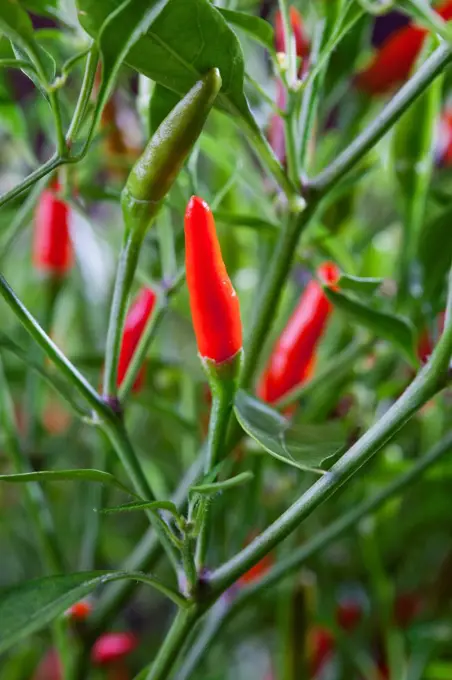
33,180,73,276
257,262,340,403
91,632,138,666
117,287,157,392
275,6,310,59
357,0,452,95
184,196,243,364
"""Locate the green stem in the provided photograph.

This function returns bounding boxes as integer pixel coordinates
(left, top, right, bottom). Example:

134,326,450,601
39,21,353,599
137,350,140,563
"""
66,45,99,145
308,43,452,195
0,155,62,209
195,390,233,570
208,275,452,596
89,453,204,637
239,203,317,389
174,432,452,680
0,273,109,418
278,0,297,85
101,419,181,576
145,608,199,680
103,231,143,399
284,95,299,187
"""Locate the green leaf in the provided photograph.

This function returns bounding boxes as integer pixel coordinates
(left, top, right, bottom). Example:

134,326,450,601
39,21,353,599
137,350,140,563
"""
214,211,279,232
234,390,346,472
0,470,136,497
338,273,384,296
0,570,187,652
324,287,417,365
0,0,35,51
76,0,255,124
190,471,254,496
102,499,180,518
218,8,274,51
418,203,452,302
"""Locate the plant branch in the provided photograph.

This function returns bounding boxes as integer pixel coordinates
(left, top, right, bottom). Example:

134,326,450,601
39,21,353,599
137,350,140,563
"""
308,43,452,195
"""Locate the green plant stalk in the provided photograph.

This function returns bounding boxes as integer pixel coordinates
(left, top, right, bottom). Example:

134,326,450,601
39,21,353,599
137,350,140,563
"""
101,419,181,576
145,608,199,680
284,93,300,187
0,274,109,418
278,0,297,85
119,268,185,402
66,45,99,145
309,43,452,195
103,230,144,398
195,370,238,570
174,431,452,680
89,453,204,637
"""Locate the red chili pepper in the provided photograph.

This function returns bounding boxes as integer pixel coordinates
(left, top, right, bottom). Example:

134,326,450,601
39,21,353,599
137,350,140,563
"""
336,599,362,632
91,632,138,666
33,179,73,276
238,532,274,586
185,196,243,364
394,592,422,627
66,600,92,621
257,262,340,404
357,0,452,95
32,649,61,680
275,6,310,59
308,626,335,676
417,311,445,363
436,109,452,166
117,287,157,392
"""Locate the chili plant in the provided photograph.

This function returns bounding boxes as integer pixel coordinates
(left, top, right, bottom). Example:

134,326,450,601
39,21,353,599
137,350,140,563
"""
1,1,452,679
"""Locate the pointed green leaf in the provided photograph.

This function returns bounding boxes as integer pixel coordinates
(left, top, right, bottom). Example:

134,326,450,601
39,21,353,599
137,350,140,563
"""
0,570,187,653
218,8,274,51
234,390,346,472
102,499,180,518
0,470,136,497
76,0,256,124
324,287,417,365
338,273,383,296
190,471,254,496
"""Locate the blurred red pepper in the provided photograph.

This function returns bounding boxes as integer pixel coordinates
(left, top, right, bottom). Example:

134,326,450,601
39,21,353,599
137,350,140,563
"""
268,78,287,165
117,287,157,392
185,196,243,364
436,109,452,165
275,6,310,59
32,648,61,680
66,599,92,621
357,0,452,95
308,626,335,676
257,262,340,404
33,179,73,276
336,599,362,632
417,311,445,363
91,632,138,666
238,533,274,586
394,592,423,627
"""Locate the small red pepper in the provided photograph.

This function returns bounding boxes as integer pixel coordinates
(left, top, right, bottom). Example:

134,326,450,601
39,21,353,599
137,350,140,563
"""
185,196,243,365
117,287,157,392
66,600,92,621
275,6,310,59
356,0,452,95
308,626,335,676
91,632,138,666
32,649,61,680
437,109,452,166
257,262,340,403
238,533,274,586
336,599,362,632
33,179,73,276
394,592,423,627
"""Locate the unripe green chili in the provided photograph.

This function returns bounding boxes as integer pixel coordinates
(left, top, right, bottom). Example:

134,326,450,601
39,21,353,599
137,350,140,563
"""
121,68,222,237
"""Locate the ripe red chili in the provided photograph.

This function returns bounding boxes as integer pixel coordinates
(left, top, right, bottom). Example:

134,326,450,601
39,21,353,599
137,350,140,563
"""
336,599,362,632
437,109,452,166
91,632,138,666
66,600,92,621
357,0,452,95
33,179,73,276
275,6,310,59
117,287,157,392
257,262,340,403
185,196,243,364
308,626,335,676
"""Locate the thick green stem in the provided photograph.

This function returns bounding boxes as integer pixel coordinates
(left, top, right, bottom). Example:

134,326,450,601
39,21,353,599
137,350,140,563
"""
309,43,452,195
145,608,199,680
174,432,452,680
103,231,143,399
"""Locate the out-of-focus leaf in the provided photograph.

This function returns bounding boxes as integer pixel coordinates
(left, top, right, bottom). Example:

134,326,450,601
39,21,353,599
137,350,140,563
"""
234,390,346,472
218,8,274,51
214,211,278,232
101,499,180,518
0,570,187,653
418,203,452,303
190,471,254,496
338,273,384,296
324,287,417,365
0,470,136,497
76,0,257,125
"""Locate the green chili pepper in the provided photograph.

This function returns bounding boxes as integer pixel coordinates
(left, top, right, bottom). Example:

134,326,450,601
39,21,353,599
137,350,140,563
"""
121,68,222,236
